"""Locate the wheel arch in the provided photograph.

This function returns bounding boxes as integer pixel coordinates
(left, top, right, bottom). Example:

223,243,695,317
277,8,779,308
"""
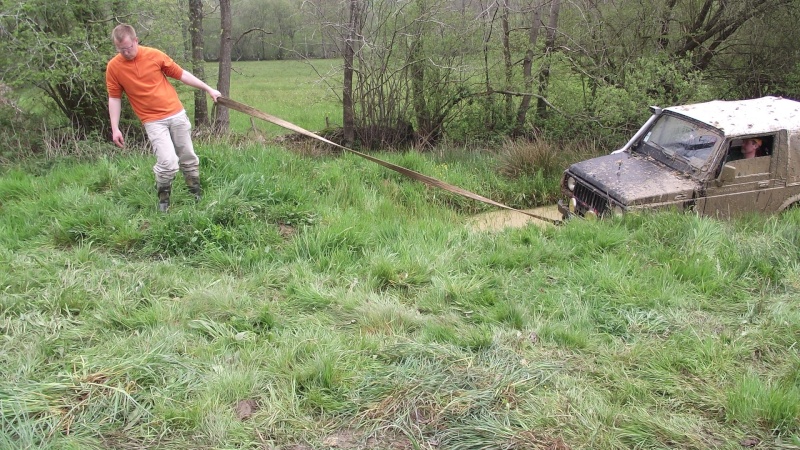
778,193,800,212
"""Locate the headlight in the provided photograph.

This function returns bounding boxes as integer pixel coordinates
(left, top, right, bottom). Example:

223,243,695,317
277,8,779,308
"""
612,204,624,216
567,176,576,191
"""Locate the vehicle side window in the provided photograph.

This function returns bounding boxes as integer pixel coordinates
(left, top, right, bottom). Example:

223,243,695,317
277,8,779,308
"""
726,143,743,161
724,135,773,177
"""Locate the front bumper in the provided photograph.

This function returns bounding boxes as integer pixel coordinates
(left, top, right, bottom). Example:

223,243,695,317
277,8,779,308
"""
558,196,605,220
557,199,572,220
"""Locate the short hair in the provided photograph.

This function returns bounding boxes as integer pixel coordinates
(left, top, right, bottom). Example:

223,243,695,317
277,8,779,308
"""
112,24,137,43
745,138,763,147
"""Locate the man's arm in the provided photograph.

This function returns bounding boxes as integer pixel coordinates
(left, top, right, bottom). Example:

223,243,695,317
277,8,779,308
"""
108,97,125,148
179,71,222,102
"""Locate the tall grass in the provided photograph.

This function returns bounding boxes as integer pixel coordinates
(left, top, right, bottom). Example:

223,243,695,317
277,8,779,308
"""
1,60,799,449
3,144,800,448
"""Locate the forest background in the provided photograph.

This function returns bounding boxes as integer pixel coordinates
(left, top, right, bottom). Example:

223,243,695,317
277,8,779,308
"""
2,1,800,449
2,0,800,155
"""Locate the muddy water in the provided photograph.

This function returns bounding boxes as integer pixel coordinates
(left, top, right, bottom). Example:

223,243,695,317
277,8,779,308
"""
467,205,562,232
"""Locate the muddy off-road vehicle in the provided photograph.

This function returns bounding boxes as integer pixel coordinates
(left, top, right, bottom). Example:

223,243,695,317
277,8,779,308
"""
558,96,800,220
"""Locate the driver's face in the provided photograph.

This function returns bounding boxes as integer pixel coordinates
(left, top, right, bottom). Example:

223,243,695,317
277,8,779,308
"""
742,139,761,158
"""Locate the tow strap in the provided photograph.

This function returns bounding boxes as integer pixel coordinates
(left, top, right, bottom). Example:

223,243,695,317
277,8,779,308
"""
218,97,561,225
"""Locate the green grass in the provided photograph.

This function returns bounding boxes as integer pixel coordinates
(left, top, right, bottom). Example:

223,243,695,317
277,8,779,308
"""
2,60,800,449
2,146,800,449
181,59,342,136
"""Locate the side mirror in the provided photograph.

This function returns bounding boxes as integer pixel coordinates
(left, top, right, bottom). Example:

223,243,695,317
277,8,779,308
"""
717,164,736,185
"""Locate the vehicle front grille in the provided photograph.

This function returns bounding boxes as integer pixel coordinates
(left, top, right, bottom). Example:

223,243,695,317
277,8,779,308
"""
574,182,609,215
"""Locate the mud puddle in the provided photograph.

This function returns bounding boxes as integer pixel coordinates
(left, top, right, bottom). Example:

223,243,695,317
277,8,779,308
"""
467,205,561,232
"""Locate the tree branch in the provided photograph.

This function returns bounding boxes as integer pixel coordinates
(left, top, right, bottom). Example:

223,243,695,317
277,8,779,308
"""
233,28,272,48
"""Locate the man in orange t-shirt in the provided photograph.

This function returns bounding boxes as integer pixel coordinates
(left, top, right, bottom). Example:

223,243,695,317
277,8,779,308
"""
106,23,221,212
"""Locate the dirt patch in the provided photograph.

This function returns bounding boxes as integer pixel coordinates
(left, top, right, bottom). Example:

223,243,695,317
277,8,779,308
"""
278,222,296,239
319,428,413,449
467,205,562,232
234,399,258,420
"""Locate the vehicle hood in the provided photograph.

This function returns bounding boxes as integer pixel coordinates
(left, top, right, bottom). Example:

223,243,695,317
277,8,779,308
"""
569,152,699,205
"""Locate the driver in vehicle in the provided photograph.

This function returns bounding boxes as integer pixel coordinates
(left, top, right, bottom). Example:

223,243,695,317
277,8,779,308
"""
742,138,766,158
728,137,767,161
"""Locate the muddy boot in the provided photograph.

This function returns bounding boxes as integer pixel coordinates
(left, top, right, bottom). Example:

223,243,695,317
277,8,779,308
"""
185,175,202,202
156,183,171,212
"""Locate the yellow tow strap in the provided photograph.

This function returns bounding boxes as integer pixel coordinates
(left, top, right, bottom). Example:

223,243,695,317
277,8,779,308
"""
218,97,561,225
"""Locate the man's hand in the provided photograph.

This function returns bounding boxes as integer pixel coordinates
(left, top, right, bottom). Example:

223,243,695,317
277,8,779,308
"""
108,97,124,147
208,89,222,102
112,129,125,148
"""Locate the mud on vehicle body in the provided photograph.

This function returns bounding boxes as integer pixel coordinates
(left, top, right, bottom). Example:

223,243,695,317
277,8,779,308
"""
559,96,800,220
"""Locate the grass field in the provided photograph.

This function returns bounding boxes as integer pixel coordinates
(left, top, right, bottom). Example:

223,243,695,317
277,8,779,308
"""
2,60,800,449
182,59,343,136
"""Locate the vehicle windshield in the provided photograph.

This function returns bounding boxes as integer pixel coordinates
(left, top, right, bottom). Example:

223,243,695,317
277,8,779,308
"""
633,114,721,173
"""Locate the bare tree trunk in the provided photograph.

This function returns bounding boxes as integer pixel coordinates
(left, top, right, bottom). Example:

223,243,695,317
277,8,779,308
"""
480,3,499,131
189,0,209,127
536,0,560,119
657,0,678,50
515,1,544,134
411,0,434,147
215,0,233,133
343,0,358,146
500,0,514,124
674,0,791,70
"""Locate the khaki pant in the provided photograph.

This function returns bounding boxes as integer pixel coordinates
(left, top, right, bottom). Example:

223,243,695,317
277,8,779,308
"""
144,110,199,185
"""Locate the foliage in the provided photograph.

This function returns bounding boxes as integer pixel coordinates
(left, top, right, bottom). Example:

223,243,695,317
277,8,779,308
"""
2,145,800,448
590,54,714,136
0,0,117,135
498,137,602,182
5,0,800,151
0,90,40,161
708,9,800,99
0,0,210,151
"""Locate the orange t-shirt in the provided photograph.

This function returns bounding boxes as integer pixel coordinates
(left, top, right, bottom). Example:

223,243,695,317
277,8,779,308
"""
106,46,185,123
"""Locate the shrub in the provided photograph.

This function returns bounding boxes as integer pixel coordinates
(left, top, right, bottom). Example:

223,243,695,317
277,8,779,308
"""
498,137,604,179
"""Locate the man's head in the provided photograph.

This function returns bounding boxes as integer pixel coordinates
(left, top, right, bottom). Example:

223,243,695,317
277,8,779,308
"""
742,137,763,159
112,24,139,60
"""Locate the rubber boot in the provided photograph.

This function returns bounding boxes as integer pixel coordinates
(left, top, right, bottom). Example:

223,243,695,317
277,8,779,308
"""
185,175,202,202
156,183,171,212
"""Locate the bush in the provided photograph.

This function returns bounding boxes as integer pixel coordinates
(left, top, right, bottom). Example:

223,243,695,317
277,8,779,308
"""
0,86,42,161
498,137,604,179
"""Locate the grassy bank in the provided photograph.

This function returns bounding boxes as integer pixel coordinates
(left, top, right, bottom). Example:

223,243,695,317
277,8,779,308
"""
1,141,799,449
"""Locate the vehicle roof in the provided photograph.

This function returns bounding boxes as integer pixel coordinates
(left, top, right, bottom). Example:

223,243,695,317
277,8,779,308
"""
665,96,800,136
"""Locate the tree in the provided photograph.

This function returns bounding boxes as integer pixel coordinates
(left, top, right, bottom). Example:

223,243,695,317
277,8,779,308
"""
500,0,514,124
4,0,800,150
298,0,341,59
342,0,359,146
189,0,210,127
345,0,477,148
514,0,545,134
687,0,800,98
672,0,793,70
536,0,560,121
560,0,796,92
0,0,205,145
0,0,119,136
214,0,233,133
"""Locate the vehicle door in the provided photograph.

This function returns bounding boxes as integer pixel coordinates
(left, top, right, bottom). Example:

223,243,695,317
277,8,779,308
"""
699,132,787,218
